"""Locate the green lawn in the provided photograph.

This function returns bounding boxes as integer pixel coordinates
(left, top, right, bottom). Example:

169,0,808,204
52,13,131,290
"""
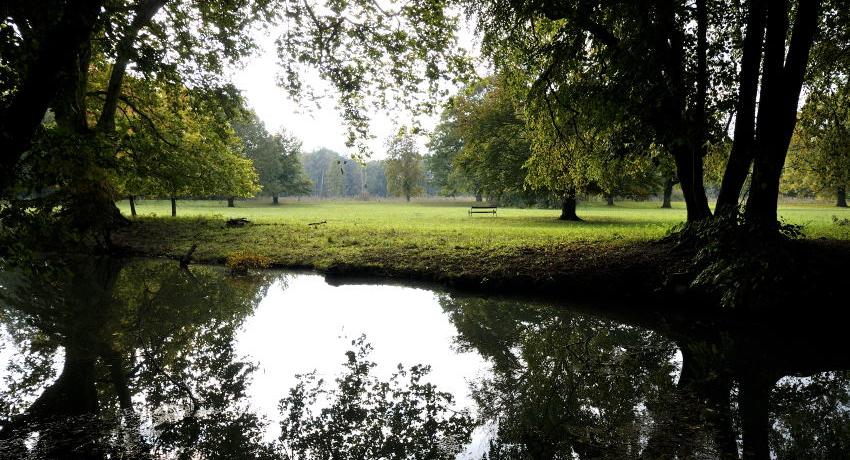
113,198,850,291
118,198,850,242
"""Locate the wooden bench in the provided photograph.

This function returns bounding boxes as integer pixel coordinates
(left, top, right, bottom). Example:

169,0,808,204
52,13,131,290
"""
468,205,497,216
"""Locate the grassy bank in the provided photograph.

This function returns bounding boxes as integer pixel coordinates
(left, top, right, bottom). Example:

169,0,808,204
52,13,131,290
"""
113,199,850,299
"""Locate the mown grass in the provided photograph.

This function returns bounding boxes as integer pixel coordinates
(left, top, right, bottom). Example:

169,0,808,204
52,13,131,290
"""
118,197,850,242
113,198,850,296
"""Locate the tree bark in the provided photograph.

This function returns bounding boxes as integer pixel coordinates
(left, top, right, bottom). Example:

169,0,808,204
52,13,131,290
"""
475,191,483,202
559,191,581,221
745,0,818,226
171,196,177,217
716,0,766,214
662,177,674,208
0,2,104,193
97,0,167,132
673,146,712,222
227,197,235,208
129,195,137,217
606,193,615,206
272,194,279,205
654,1,711,223
406,194,411,202
837,185,847,207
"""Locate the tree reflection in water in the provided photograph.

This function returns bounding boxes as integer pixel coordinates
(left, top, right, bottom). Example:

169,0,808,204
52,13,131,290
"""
0,259,848,459
0,257,277,459
439,294,850,460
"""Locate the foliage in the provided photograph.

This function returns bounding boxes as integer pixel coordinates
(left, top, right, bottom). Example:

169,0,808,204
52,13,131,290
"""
385,129,425,201
232,111,312,200
226,251,272,275
449,76,534,202
440,296,683,458
425,112,472,197
782,81,850,201
278,336,476,459
276,0,473,156
109,76,260,201
670,209,807,309
300,148,386,198
771,371,850,459
0,258,278,458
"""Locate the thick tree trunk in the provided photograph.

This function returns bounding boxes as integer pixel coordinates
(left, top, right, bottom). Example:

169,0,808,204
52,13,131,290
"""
836,186,847,207
0,2,103,193
227,197,235,208
272,194,279,205
716,0,766,214
745,0,818,227
475,191,483,202
171,196,177,217
662,177,674,208
406,194,411,202
128,195,137,217
673,146,712,222
606,194,615,206
559,192,581,221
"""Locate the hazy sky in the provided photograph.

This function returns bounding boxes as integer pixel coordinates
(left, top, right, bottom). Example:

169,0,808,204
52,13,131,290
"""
232,20,481,160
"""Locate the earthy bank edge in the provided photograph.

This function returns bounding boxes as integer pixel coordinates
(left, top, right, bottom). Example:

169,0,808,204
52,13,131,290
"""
112,217,850,310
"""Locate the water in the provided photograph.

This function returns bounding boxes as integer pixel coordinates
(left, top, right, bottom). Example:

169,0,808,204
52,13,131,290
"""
0,257,848,459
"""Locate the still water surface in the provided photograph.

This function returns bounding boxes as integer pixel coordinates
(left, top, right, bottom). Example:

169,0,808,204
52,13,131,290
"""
0,257,848,459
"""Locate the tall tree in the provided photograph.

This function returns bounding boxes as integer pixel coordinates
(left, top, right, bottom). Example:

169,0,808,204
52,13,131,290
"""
233,112,312,205
783,79,850,207
385,130,425,202
467,0,841,229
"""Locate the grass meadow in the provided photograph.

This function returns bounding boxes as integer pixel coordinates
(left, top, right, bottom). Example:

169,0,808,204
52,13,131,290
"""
114,197,850,290
118,197,850,243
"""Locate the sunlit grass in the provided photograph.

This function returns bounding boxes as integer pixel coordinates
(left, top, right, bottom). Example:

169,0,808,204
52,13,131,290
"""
117,198,850,242
113,198,849,283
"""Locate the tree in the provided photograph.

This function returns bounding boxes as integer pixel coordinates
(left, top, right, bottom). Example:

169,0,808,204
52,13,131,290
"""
783,81,850,207
1,0,471,256
364,160,388,198
385,130,425,201
425,111,473,198
451,76,534,204
467,0,842,229
233,112,312,205
110,81,259,216
0,257,279,458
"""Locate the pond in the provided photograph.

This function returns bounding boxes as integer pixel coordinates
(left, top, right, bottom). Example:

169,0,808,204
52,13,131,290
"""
0,257,848,459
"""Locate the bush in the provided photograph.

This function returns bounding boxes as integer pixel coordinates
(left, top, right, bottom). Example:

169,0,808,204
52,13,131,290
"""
225,251,271,275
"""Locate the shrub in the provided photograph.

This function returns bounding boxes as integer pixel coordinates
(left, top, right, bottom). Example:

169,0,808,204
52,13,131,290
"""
226,251,271,275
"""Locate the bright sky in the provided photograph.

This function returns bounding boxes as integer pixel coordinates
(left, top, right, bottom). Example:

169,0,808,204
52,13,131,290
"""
232,19,482,160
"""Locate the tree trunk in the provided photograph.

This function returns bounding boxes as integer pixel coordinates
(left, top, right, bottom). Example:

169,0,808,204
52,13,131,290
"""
662,177,674,208
716,0,766,214
673,146,712,222
406,194,411,202
128,195,137,217
836,186,847,207
475,191,483,202
745,0,818,227
559,192,581,221
171,196,177,217
227,197,235,208
606,194,615,206
0,2,103,193
272,194,279,205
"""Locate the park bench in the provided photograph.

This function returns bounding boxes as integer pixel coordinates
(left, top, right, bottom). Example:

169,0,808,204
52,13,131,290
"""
468,205,497,216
